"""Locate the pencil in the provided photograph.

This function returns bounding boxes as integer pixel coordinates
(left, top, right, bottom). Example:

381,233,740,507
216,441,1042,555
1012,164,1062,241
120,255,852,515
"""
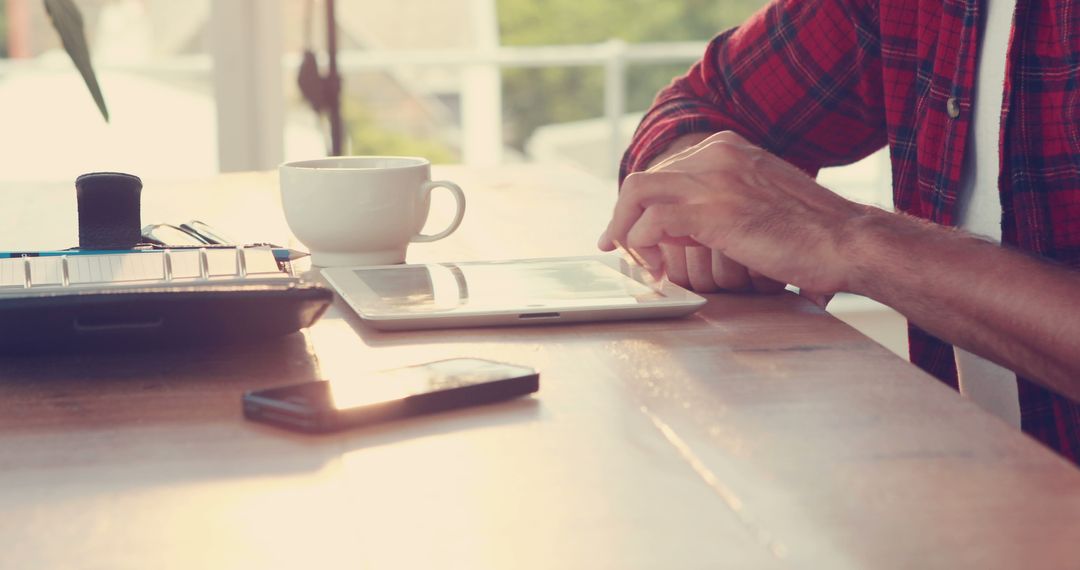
611,239,666,292
0,246,308,263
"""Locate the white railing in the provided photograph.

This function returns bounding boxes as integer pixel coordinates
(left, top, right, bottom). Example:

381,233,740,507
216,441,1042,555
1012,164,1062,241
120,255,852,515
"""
0,39,888,200
331,40,706,176
334,40,889,200
0,39,704,177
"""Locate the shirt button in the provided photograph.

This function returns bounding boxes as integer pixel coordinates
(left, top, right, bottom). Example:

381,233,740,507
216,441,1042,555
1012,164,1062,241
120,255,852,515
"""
946,97,960,119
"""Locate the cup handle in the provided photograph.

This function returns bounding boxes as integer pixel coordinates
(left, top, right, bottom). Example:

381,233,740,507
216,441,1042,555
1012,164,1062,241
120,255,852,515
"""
412,180,466,243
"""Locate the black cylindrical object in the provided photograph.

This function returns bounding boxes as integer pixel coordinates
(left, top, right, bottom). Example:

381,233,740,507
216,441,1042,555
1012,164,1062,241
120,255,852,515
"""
75,172,143,250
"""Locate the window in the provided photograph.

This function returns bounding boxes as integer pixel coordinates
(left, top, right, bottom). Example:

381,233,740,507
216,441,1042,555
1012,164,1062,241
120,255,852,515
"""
0,0,218,181
279,0,888,204
0,0,890,207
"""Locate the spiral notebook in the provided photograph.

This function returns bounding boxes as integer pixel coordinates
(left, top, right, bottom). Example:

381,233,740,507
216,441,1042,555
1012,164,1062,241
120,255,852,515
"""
0,247,332,351
0,247,290,295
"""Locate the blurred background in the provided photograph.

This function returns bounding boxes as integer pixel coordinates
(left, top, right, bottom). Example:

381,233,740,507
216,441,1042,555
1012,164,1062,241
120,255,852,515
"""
0,0,888,195
0,0,905,355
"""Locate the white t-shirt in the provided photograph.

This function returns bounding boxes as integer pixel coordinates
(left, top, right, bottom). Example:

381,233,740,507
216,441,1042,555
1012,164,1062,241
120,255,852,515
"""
953,0,1021,428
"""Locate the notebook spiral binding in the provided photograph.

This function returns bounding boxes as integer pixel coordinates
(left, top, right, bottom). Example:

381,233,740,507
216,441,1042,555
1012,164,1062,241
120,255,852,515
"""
0,246,292,293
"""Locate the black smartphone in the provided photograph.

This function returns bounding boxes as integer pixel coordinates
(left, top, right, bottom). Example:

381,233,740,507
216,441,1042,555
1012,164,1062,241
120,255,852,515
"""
242,357,539,433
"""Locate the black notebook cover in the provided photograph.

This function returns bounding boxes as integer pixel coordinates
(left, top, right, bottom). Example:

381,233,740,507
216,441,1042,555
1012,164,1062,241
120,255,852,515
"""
0,282,332,352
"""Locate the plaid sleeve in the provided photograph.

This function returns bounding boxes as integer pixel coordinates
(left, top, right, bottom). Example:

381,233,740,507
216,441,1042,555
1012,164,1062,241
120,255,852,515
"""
621,0,888,182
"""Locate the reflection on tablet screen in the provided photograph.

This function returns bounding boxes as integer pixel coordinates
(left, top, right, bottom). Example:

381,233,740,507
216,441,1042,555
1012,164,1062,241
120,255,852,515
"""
356,260,664,313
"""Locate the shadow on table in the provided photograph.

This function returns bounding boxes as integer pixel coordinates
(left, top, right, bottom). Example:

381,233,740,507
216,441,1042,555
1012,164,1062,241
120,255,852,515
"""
0,330,543,492
249,393,542,450
0,333,321,431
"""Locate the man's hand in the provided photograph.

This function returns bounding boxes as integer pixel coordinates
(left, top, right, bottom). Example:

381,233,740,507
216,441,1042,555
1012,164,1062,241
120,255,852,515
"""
657,244,788,294
605,132,1080,399
599,131,871,305
627,133,786,295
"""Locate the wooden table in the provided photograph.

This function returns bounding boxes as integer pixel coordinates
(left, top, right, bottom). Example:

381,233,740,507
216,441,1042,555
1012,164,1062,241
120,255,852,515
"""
0,164,1077,569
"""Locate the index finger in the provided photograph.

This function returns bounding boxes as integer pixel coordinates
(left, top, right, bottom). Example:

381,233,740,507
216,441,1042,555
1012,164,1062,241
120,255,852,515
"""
601,170,690,250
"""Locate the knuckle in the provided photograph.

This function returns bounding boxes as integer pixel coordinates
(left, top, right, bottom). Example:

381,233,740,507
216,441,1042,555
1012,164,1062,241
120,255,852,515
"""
620,171,644,195
620,170,657,200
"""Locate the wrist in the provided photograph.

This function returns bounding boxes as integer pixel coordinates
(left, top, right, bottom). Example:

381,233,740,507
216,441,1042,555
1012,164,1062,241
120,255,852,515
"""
838,207,915,298
644,133,714,170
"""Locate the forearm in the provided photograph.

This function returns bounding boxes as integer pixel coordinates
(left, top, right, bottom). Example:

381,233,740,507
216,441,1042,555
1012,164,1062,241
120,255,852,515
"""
605,129,1080,398
846,211,1080,401
621,0,887,183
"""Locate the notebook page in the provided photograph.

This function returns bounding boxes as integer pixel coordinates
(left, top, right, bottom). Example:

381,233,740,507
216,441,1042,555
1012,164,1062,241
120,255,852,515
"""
240,249,282,274
1,257,74,287
0,248,287,290
0,258,24,288
169,250,201,279
27,257,62,285
68,254,165,284
168,249,281,279
206,249,238,277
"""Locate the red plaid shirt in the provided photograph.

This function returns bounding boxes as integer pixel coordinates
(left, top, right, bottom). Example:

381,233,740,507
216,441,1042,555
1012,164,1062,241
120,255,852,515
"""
622,0,1080,465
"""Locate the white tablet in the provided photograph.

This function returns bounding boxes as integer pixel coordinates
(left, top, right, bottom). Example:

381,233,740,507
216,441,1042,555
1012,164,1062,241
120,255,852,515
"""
321,255,706,330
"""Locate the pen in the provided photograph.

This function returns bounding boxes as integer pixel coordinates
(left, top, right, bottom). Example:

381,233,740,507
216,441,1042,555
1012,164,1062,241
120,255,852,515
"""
138,221,310,262
0,246,309,263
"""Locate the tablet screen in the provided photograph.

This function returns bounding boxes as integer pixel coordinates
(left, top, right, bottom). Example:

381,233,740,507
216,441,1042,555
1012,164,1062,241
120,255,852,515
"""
354,259,665,313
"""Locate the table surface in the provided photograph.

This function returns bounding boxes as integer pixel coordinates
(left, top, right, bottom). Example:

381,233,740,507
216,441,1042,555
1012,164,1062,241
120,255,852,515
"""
0,164,1077,569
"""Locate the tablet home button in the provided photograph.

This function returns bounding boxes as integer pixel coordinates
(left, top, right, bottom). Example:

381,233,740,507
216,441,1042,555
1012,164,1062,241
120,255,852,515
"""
519,312,560,320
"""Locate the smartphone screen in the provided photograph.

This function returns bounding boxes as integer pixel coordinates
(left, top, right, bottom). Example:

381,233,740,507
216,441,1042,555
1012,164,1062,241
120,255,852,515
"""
243,358,539,432
330,358,534,409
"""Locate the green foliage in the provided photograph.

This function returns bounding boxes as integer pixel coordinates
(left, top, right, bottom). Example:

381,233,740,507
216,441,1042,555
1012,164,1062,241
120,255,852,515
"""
0,3,8,58
343,101,457,164
497,0,766,149
499,0,752,45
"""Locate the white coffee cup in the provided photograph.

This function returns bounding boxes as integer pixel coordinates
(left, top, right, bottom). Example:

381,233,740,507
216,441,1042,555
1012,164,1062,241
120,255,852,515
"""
279,156,466,267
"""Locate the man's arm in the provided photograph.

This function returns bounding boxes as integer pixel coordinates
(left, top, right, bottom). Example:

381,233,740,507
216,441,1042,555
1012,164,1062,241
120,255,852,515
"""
623,0,887,180
621,0,887,291
641,134,788,293
849,210,1080,400
600,132,1080,401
